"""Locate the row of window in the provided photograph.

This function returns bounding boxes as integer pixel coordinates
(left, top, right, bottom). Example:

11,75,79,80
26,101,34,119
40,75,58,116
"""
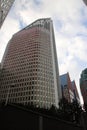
1,93,55,103
2,95,55,103
1,83,54,90
8,99,55,107
0,86,54,96
5,56,52,67
10,35,50,51
1,72,53,80
0,83,54,90
4,60,52,69
6,51,52,62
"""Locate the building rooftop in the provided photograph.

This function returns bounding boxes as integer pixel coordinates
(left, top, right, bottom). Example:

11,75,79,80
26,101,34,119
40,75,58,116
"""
15,18,52,36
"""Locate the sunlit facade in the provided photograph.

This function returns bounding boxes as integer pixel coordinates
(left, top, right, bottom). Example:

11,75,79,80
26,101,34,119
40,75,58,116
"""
0,18,62,108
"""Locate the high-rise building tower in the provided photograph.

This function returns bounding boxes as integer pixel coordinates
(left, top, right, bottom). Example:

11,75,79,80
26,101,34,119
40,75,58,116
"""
0,18,61,108
80,68,87,104
0,0,15,28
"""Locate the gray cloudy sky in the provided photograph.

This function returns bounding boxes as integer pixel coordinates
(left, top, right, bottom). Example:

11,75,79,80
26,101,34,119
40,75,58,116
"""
0,0,87,104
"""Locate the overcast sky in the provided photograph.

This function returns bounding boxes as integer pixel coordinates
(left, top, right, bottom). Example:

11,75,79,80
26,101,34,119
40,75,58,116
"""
0,0,87,104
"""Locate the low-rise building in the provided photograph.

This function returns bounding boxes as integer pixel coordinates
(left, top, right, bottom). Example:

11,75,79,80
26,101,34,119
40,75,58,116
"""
60,73,80,103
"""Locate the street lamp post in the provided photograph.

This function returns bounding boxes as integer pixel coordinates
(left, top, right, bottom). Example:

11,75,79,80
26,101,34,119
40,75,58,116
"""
5,86,11,106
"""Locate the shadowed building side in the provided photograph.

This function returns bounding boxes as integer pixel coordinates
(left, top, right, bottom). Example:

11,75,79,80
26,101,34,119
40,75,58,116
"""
83,0,87,5
0,0,15,28
80,68,87,105
71,80,80,104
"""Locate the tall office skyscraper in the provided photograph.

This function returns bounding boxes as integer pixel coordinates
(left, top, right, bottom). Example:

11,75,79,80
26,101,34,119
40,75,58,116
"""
0,0,15,28
0,18,61,108
80,68,87,104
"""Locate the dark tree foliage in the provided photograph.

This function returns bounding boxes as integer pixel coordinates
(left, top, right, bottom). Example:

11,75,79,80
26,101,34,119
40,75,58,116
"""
0,99,84,124
84,103,87,112
59,98,71,112
59,98,83,123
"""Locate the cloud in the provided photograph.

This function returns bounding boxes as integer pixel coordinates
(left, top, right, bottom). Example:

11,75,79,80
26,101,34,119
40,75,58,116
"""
69,36,87,62
0,0,87,104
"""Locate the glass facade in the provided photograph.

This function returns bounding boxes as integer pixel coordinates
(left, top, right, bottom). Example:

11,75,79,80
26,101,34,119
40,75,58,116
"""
60,73,80,103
